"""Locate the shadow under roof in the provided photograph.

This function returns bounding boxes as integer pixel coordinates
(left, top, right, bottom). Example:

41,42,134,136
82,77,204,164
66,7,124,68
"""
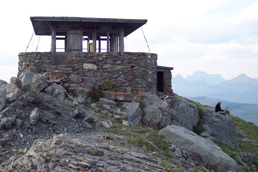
31,16,147,37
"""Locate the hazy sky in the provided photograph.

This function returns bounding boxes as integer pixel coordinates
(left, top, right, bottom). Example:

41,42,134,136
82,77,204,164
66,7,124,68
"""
0,0,258,82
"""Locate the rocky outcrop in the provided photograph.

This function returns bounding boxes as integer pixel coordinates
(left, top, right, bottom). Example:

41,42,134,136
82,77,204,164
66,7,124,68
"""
170,96,199,130
159,125,240,172
19,71,48,92
0,71,253,171
1,133,164,172
0,88,6,111
142,94,176,129
201,109,238,147
121,101,142,125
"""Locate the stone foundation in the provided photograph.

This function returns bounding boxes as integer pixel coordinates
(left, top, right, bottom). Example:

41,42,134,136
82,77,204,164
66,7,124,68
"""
19,52,169,95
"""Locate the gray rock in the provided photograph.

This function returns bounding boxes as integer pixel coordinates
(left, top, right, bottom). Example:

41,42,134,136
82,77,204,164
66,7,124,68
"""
102,104,111,110
5,83,24,103
10,77,21,86
1,117,15,129
25,91,76,116
121,102,142,125
15,118,23,129
202,108,238,147
170,96,199,131
0,79,7,88
174,147,183,158
142,94,176,129
102,120,113,128
0,88,6,111
82,120,93,129
75,87,89,100
30,108,41,125
143,106,163,129
113,110,127,117
159,125,240,172
0,132,13,146
44,83,66,101
116,135,128,144
200,130,211,137
239,152,258,163
99,98,116,108
20,71,48,92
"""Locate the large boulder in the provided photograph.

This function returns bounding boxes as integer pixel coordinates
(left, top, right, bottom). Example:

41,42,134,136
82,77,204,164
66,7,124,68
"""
142,94,176,129
121,101,142,125
5,83,24,103
20,71,48,92
0,79,7,88
74,87,89,104
170,96,199,131
159,125,240,172
44,83,66,101
202,108,238,147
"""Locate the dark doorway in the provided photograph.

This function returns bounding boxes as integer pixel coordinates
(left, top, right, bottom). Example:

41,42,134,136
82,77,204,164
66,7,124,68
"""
157,71,164,92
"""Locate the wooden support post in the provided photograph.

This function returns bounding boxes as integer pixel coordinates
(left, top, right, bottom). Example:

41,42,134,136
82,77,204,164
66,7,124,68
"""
87,35,90,52
119,28,124,52
51,26,56,53
92,31,97,53
110,34,114,52
107,31,110,52
98,36,101,52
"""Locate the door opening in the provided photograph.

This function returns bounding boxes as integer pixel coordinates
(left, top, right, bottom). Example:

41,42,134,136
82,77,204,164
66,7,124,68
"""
157,71,164,92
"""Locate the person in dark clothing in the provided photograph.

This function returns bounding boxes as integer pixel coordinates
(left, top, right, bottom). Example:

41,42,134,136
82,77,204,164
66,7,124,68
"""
215,101,226,115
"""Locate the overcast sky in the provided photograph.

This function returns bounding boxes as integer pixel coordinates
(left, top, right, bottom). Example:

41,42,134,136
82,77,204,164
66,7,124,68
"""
0,0,258,82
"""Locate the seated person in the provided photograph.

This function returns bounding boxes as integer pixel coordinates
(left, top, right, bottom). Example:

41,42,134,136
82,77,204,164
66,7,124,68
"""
215,101,226,115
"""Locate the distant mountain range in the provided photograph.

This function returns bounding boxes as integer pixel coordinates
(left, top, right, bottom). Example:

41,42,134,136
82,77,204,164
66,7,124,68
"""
172,71,258,104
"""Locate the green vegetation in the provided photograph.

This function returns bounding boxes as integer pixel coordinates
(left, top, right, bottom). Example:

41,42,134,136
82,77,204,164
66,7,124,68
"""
88,86,104,102
231,115,258,140
64,86,78,98
134,98,146,110
88,149,104,156
106,122,172,160
99,79,117,91
193,103,206,135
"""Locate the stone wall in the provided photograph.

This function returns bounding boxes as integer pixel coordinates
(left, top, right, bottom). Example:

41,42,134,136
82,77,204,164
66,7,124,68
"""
163,70,173,95
18,52,160,95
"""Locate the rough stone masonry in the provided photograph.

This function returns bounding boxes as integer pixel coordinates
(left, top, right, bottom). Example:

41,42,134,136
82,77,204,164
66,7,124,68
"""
18,52,172,96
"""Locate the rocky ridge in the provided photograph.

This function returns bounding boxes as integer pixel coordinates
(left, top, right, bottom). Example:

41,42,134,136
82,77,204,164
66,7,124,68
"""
0,70,254,171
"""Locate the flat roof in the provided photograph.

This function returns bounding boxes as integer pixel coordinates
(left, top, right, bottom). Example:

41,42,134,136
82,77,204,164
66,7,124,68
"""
31,16,147,37
157,66,174,71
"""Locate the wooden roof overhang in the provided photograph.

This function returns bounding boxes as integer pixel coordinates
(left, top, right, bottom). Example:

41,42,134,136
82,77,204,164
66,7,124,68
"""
30,16,147,53
157,66,174,71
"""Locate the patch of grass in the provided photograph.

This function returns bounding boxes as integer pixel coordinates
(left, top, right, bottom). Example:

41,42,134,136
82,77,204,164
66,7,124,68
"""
88,149,104,156
215,141,239,160
231,115,258,140
134,98,146,110
238,138,258,153
128,137,155,152
193,103,206,135
15,150,24,155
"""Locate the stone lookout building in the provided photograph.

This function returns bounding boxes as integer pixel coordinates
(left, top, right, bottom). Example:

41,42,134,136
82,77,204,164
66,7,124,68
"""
18,16,173,100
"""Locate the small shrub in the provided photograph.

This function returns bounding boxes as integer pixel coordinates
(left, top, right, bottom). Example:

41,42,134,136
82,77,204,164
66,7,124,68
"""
128,137,155,152
193,104,206,135
89,149,104,156
64,86,78,98
89,86,104,102
99,79,117,91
